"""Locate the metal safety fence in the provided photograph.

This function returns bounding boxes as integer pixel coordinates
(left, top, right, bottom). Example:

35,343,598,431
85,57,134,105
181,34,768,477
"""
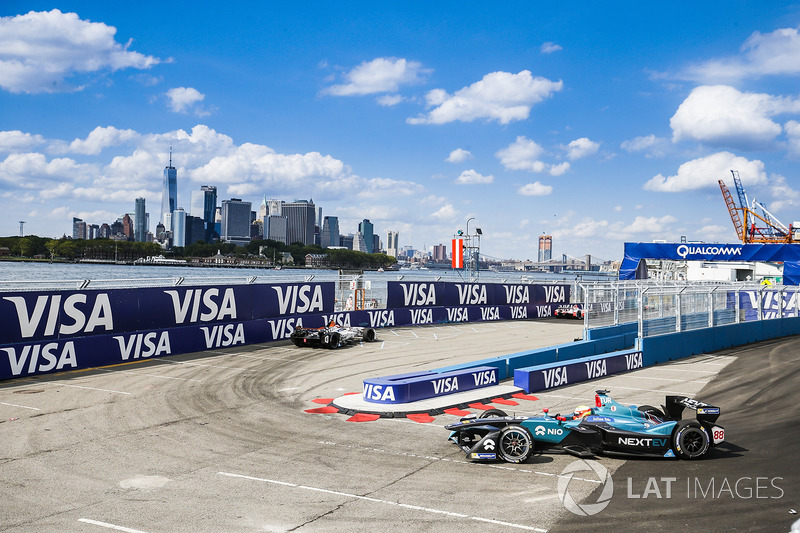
581,281,800,338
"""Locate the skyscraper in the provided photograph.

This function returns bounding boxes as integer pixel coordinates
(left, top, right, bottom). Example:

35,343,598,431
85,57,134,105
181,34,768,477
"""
160,147,177,226
221,198,252,244
134,197,146,242
321,216,340,248
538,235,552,263
189,185,217,242
172,208,187,247
359,219,374,253
72,217,86,240
265,215,288,243
283,200,315,245
387,231,399,257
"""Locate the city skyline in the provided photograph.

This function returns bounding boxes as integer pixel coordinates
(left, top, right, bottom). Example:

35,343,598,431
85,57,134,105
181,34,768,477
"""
3,4,800,261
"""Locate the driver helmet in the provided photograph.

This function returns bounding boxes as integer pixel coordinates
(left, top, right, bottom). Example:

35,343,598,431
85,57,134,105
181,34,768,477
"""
572,405,592,419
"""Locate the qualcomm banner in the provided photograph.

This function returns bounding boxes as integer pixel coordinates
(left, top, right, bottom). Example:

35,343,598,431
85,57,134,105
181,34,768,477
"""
386,281,570,308
619,242,800,285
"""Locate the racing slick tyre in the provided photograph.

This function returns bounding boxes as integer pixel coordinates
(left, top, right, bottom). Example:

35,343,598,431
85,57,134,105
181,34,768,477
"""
362,328,376,342
323,332,341,349
479,409,508,419
497,425,533,463
291,337,305,347
672,420,710,459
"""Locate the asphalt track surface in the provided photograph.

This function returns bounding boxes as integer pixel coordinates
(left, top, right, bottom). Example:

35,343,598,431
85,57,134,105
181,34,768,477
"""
0,319,797,532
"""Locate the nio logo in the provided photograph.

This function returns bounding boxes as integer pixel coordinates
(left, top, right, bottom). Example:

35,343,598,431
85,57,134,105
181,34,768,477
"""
483,439,495,451
558,459,614,516
534,425,563,436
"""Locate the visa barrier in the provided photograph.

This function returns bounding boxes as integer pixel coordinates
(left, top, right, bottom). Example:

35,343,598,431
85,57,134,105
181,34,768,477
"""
0,281,568,381
362,366,498,404
513,350,644,393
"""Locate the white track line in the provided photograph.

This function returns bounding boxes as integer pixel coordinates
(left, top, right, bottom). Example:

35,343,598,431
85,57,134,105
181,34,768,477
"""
59,384,131,395
0,401,41,410
315,440,602,484
78,518,148,533
217,472,547,532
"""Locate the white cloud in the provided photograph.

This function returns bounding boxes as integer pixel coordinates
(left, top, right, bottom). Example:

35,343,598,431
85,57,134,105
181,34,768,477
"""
430,203,458,221
66,126,139,155
621,134,669,158
643,151,766,192
670,85,800,149
455,169,493,184
408,70,563,125
540,42,562,54
166,87,210,116
496,136,545,171
446,148,472,163
0,130,45,153
565,137,599,160
767,174,800,213
356,177,424,199
323,57,430,96
549,162,570,176
376,94,404,107
679,27,800,83
0,9,162,93
518,182,553,196
617,215,678,235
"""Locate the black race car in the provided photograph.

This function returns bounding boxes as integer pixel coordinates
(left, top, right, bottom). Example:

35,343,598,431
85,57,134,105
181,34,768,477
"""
290,322,377,349
445,390,724,462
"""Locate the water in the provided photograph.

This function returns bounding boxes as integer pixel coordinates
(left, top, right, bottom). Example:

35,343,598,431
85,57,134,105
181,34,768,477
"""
0,260,615,302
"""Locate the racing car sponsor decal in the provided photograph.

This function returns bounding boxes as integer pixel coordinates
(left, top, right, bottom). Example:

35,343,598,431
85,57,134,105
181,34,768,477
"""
618,437,669,448
586,415,614,423
697,407,720,415
534,425,564,436
471,453,496,460
483,439,495,451
712,426,725,444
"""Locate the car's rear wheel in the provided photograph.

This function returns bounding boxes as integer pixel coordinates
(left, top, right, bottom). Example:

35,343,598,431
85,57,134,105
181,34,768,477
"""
498,425,533,463
363,328,376,342
479,408,508,419
322,332,340,349
291,337,305,347
672,420,709,459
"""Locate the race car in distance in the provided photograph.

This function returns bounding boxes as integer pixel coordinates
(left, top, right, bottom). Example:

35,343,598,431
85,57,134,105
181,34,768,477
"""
290,322,377,349
445,390,724,463
554,304,584,319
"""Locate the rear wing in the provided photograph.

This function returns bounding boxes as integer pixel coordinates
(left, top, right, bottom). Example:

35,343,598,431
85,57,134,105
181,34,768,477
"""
664,396,721,424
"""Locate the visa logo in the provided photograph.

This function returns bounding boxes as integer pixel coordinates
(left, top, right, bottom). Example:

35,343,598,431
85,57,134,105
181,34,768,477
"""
625,352,643,370
400,283,437,307
368,310,395,327
586,359,607,379
472,370,497,387
543,366,568,388
456,284,487,305
432,377,459,394
410,308,433,324
504,285,530,304
446,307,469,322
510,306,527,319
164,288,237,324
322,313,350,327
201,323,245,348
272,284,324,315
536,305,552,317
3,293,114,338
268,318,304,339
543,286,566,303
113,332,171,360
1,342,78,376
363,383,396,402
481,307,500,321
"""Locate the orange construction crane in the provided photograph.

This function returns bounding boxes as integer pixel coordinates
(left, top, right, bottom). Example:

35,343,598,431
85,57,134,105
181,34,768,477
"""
718,174,797,244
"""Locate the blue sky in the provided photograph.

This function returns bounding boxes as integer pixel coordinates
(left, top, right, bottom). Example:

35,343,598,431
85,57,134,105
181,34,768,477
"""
3,2,800,262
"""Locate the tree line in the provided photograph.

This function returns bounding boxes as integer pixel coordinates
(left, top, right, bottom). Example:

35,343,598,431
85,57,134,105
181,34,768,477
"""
1,236,397,269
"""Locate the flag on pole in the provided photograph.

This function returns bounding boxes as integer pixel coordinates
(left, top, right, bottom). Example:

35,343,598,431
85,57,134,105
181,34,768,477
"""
452,238,463,268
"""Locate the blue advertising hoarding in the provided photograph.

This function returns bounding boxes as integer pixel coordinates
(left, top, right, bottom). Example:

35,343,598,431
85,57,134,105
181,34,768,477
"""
619,242,800,285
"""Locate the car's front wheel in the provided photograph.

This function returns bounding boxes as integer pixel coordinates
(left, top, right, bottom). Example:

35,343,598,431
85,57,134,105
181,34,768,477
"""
498,425,533,463
672,420,709,459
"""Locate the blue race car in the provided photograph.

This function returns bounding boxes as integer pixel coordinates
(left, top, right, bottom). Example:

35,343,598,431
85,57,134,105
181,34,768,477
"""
445,390,724,463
